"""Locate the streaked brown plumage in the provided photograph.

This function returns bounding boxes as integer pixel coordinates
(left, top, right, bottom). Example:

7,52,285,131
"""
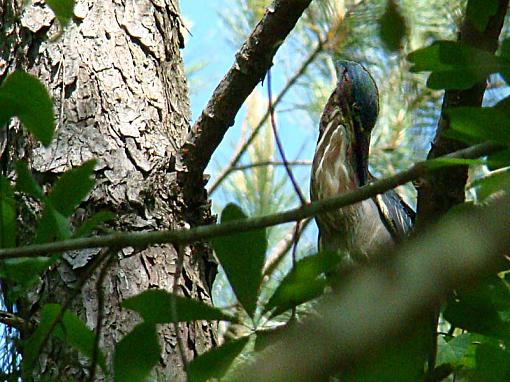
310,60,414,262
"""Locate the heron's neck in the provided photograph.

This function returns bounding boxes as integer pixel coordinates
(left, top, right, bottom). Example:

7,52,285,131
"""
313,120,359,200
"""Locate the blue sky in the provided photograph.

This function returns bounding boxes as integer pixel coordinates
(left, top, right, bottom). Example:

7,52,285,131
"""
180,2,321,305
180,1,317,208
181,1,233,121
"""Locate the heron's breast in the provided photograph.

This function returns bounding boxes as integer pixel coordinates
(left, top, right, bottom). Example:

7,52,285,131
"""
312,125,356,200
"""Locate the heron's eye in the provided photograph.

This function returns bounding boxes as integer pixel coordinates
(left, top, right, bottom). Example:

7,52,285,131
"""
342,70,350,85
338,68,350,94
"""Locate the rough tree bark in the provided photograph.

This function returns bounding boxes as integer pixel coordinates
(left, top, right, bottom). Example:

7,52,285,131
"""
0,0,216,380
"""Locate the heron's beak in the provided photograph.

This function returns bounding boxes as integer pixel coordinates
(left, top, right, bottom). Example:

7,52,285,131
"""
354,125,370,186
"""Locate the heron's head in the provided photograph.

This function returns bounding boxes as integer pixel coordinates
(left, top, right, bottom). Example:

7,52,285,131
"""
335,60,379,133
317,61,379,186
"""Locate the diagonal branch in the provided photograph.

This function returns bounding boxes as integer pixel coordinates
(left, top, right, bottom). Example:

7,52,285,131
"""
181,0,313,191
263,218,311,277
267,69,306,204
206,0,358,195
0,142,502,260
208,38,323,195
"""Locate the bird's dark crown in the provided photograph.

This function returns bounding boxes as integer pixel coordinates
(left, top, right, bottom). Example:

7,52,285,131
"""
335,60,379,133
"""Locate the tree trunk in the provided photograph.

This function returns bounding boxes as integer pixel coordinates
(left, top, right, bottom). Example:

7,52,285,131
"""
1,0,216,380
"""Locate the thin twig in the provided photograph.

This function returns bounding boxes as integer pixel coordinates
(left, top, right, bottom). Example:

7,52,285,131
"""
171,245,188,371
291,223,301,269
208,39,325,195
267,69,306,204
0,142,503,260
289,220,303,320
262,219,311,277
33,248,114,370
0,311,30,333
88,253,116,382
232,160,311,172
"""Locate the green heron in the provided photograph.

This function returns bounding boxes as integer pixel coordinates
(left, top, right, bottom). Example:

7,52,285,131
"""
310,60,414,262
310,60,433,380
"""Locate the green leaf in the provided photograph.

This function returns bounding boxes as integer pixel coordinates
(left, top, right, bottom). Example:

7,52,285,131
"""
73,210,114,238
54,306,107,372
254,325,289,352
447,106,510,144
444,276,510,340
15,161,45,200
17,160,96,244
424,157,485,170
469,168,510,202
47,160,96,217
114,323,160,382
268,279,325,319
122,289,234,324
0,257,54,289
24,304,106,376
408,41,504,89
0,176,16,248
378,0,407,52
187,336,249,382
34,207,72,244
466,0,499,32
436,333,479,369
487,149,510,170
0,71,55,146
211,203,267,318
263,252,340,317
46,0,75,28
474,343,510,381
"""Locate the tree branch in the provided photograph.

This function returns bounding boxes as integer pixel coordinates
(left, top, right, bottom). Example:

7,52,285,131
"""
0,142,501,260
263,218,311,277
267,69,306,204
88,253,115,382
208,38,323,195
233,160,311,172
34,248,114,367
0,310,31,333
417,0,509,226
181,0,313,194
